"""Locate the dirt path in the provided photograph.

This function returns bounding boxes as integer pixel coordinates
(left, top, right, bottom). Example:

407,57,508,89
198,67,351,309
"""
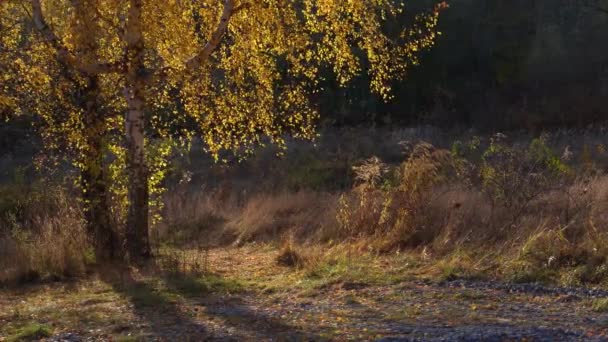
2,247,608,341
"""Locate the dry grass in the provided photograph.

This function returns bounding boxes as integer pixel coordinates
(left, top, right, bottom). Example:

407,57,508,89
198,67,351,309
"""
158,188,337,248
276,240,306,268
229,191,337,244
156,187,233,247
0,182,90,285
4,129,608,287
148,132,608,286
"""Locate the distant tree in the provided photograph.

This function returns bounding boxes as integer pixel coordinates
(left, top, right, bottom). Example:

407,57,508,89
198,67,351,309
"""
0,0,446,262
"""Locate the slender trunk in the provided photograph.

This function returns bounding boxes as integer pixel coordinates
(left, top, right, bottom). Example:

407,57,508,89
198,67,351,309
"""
124,91,150,262
124,0,150,262
81,77,118,262
81,150,116,261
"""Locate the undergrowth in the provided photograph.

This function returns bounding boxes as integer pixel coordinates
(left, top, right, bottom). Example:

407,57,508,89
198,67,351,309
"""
4,130,608,287
0,181,91,285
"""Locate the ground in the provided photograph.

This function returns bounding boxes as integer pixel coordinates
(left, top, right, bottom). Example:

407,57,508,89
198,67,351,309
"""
2,246,608,341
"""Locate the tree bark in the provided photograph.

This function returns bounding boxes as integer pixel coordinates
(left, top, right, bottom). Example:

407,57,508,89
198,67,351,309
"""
81,77,118,262
124,0,151,263
81,139,117,262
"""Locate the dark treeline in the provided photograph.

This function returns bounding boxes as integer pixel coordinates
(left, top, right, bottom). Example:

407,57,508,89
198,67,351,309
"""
320,0,608,131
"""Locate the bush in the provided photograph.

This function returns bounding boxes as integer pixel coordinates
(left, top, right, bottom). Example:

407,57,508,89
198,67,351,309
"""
276,240,305,268
479,135,570,229
337,142,466,249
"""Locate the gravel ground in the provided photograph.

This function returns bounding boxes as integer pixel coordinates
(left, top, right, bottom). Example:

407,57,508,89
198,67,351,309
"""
231,280,608,341
39,279,608,341
5,280,605,341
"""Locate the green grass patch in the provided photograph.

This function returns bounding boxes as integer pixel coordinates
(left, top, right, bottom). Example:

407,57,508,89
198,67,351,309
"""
300,253,404,290
7,323,52,342
121,281,177,308
116,273,245,309
163,273,244,297
504,261,559,285
591,298,608,312
115,335,145,342
383,305,422,321
453,290,488,301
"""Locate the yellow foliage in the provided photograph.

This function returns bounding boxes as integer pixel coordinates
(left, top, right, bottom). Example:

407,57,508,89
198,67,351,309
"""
1,0,444,155
0,0,445,224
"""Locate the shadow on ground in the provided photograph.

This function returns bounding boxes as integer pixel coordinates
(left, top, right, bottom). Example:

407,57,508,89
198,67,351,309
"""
98,262,316,340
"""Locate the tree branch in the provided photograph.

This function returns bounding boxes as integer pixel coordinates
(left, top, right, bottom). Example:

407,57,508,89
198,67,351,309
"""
30,0,122,75
185,0,236,71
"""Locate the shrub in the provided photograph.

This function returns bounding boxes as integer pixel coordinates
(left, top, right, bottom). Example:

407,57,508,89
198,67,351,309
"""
479,134,570,228
276,240,305,268
338,142,466,249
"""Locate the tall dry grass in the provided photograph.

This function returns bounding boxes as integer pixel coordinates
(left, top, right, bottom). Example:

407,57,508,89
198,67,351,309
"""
157,186,337,248
0,182,90,284
325,135,608,284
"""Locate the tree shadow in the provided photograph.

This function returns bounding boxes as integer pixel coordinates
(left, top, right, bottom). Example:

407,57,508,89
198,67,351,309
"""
98,262,318,340
98,264,208,340
158,268,320,340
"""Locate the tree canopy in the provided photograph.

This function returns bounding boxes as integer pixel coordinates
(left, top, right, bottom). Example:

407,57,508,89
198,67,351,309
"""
0,0,445,261
1,0,444,151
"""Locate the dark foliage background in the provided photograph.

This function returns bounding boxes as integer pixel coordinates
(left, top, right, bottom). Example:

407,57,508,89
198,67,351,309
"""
319,0,608,130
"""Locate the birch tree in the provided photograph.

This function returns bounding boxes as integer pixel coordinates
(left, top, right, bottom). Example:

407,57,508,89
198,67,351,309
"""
0,0,446,262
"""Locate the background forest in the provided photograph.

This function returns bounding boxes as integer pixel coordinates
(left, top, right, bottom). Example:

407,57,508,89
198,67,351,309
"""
319,0,608,129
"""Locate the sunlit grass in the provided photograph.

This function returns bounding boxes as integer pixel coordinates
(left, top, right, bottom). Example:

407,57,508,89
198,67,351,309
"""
6,323,52,342
591,298,608,312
